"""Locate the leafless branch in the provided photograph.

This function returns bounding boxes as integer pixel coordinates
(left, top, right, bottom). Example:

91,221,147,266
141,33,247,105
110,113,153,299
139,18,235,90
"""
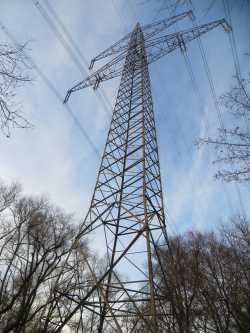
0,42,33,137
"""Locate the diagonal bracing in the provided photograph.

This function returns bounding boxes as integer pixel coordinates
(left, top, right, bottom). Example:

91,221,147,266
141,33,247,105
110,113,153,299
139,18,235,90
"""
61,11,231,333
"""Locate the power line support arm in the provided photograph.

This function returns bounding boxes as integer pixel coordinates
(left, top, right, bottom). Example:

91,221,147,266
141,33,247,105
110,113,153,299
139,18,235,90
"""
64,17,231,103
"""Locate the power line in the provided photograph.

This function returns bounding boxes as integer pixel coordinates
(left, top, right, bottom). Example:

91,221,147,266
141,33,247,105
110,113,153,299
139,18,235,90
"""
32,0,86,76
0,21,100,157
153,69,214,227
111,1,199,230
183,1,225,129
127,0,140,23
111,0,128,35
222,0,242,79
43,0,112,112
198,36,224,128
182,49,210,135
162,1,210,134
114,0,195,161
163,2,211,153
222,0,250,131
150,3,203,228
32,0,112,117
158,0,246,217
151,1,222,224
180,47,242,217
188,0,247,214
181,6,246,224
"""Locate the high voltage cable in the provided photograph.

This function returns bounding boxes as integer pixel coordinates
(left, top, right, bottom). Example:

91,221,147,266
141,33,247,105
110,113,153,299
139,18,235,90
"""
182,46,243,216
189,0,247,214
163,1,211,147
155,36,211,225
32,0,85,76
184,1,225,129
43,0,112,113
42,0,90,73
153,93,195,232
163,0,210,132
0,22,100,158
221,0,249,204
222,0,250,131
164,0,244,217
32,0,112,117
162,0,245,218
222,0,242,79
141,2,191,232
111,1,193,161
111,0,128,35
181,50,211,141
182,48,210,135
110,1,186,233
157,0,219,224
222,0,250,113
197,35,224,129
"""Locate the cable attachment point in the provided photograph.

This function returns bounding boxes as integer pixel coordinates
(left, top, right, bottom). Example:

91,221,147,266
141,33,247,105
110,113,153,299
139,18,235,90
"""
93,74,102,90
188,10,195,21
221,19,232,33
63,90,72,104
177,34,187,53
89,59,95,70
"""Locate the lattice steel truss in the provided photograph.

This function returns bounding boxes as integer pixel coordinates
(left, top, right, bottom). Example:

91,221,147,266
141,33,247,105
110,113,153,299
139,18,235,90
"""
62,12,231,333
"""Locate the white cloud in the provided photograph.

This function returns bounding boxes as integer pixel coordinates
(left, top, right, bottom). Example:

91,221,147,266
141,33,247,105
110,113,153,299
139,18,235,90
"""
0,0,249,237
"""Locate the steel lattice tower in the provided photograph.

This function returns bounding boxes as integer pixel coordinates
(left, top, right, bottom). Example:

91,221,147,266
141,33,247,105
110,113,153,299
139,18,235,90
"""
88,23,167,332
62,12,231,333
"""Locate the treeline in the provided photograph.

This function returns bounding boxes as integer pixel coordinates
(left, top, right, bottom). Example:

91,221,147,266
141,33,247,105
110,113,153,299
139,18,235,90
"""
0,181,101,333
0,181,249,332
153,219,250,333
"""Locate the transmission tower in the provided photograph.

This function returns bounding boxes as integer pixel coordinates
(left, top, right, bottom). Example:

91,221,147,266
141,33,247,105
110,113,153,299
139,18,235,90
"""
62,12,230,333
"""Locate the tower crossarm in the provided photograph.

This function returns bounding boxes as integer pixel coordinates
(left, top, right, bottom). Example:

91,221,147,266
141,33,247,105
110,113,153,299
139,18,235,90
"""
88,31,132,70
146,18,231,64
89,11,193,69
142,10,193,41
64,51,126,103
64,18,231,103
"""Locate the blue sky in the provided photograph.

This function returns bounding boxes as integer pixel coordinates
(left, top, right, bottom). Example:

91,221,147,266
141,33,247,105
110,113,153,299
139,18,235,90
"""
0,0,249,242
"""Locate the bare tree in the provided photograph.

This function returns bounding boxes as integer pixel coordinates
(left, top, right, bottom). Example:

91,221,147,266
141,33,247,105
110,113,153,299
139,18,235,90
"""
154,232,206,333
198,76,250,183
152,218,250,333
0,181,92,333
0,42,32,137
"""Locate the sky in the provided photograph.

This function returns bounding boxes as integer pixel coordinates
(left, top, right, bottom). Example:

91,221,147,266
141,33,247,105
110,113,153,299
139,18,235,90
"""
0,0,249,245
